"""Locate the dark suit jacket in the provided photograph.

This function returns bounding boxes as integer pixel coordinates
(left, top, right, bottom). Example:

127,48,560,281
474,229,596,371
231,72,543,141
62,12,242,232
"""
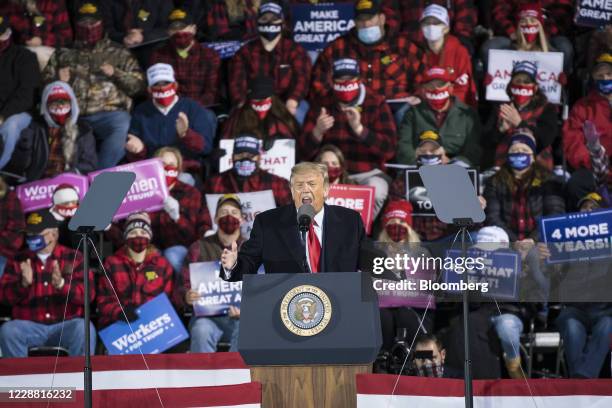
223,204,365,281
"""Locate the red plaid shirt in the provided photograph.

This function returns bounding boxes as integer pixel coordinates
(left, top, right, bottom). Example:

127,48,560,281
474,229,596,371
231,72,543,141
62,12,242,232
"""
0,244,95,324
228,37,312,106
98,246,174,328
149,180,201,250
492,0,574,37
197,168,292,235
201,0,258,41
301,90,397,173
510,183,535,241
311,31,425,102
150,43,221,107
2,0,73,47
383,0,477,43
0,190,25,259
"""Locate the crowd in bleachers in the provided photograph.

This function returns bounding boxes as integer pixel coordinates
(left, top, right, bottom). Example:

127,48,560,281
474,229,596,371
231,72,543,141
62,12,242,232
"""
0,0,610,380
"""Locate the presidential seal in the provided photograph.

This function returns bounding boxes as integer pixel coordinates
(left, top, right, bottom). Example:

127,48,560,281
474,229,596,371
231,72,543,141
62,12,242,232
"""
280,285,332,336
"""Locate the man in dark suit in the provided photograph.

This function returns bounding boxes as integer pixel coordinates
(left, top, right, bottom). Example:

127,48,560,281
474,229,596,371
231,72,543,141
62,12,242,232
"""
220,162,366,281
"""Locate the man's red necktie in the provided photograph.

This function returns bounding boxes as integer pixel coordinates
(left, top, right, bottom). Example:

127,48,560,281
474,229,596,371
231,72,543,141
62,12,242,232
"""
307,221,321,273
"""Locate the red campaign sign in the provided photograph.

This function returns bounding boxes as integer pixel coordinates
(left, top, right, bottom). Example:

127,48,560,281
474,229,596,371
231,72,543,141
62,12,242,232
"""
326,184,375,234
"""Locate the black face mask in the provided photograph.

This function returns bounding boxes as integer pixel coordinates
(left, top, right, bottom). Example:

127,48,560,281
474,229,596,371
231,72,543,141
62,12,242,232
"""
258,23,282,41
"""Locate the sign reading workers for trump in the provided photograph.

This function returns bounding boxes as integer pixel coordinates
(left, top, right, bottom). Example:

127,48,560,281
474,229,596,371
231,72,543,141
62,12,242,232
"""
205,190,276,239
219,139,296,181
444,248,521,301
406,168,478,217
16,173,89,213
291,2,355,52
574,0,612,27
88,158,168,221
99,293,189,355
486,49,564,104
326,184,375,234
540,209,612,264
189,261,242,317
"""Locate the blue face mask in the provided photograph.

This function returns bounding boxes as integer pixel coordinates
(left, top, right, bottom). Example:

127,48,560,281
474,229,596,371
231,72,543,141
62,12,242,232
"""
596,79,612,95
417,154,442,166
507,153,532,171
358,25,382,44
233,159,257,177
26,235,47,252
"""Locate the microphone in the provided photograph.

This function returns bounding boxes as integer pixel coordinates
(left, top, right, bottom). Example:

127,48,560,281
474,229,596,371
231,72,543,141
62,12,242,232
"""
297,204,315,232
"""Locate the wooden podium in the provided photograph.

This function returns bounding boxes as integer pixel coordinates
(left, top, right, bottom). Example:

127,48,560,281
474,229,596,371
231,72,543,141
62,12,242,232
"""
250,364,371,408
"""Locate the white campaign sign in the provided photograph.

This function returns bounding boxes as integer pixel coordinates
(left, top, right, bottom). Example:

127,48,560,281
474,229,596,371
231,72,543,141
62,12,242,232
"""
219,139,296,180
486,49,564,104
205,190,276,239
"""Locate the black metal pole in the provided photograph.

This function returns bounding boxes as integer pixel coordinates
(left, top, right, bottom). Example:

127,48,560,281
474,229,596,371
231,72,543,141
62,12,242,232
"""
81,233,92,408
461,227,473,408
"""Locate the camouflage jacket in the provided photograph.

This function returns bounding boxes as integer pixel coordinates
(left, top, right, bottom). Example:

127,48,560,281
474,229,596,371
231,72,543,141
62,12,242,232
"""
42,37,145,115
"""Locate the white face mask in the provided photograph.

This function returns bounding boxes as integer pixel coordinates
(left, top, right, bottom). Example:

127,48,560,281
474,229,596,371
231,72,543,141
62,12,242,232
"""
422,24,445,42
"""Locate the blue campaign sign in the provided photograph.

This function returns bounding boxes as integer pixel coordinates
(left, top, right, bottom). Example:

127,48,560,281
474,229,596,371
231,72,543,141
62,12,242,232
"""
99,293,188,355
443,248,521,301
291,2,355,52
539,209,612,264
574,0,612,28
189,261,242,317
203,40,244,59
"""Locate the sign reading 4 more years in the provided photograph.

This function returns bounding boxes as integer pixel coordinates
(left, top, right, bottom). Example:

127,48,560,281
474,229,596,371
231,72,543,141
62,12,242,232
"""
539,209,612,264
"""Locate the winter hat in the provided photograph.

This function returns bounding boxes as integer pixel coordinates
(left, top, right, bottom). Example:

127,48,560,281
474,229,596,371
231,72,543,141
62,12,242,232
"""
517,3,544,26
123,212,153,239
382,200,413,227
509,131,537,154
511,60,538,82
41,81,80,127
52,184,79,205
473,226,510,250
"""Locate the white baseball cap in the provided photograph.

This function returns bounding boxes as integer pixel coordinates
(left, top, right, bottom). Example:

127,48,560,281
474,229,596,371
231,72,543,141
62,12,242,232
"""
147,63,175,86
473,226,510,251
420,4,450,27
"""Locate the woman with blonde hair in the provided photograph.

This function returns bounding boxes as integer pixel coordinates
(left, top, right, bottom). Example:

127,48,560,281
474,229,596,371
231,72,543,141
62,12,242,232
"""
512,3,550,53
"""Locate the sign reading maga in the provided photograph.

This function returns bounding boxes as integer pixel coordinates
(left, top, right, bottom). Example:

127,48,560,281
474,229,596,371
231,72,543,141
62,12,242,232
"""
486,49,564,104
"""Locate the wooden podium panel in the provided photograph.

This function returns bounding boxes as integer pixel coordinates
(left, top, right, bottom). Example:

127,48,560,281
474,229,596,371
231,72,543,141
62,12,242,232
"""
250,364,371,408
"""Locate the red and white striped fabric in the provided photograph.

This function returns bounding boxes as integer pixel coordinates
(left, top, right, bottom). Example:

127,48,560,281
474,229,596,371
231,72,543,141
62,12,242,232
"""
357,374,612,408
0,352,260,407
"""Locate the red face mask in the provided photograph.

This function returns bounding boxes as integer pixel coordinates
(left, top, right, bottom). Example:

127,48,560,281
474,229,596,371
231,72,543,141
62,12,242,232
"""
510,83,535,106
126,237,149,253
55,203,78,218
250,98,272,120
48,104,71,126
171,31,194,49
164,165,179,187
519,24,539,43
333,79,361,104
327,166,343,183
151,83,177,107
76,20,104,46
425,86,451,111
0,36,11,54
385,224,408,243
218,215,241,235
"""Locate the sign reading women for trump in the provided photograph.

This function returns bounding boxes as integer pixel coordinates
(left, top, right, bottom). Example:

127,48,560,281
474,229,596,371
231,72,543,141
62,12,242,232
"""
486,50,564,104
205,190,276,239
189,261,242,317
219,139,296,180
540,209,612,264
574,0,612,27
88,158,168,221
326,184,375,234
99,293,188,355
291,2,355,52
444,248,521,301
17,173,89,212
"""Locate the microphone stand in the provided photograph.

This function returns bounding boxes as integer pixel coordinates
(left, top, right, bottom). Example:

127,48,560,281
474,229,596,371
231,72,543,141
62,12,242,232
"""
299,226,312,274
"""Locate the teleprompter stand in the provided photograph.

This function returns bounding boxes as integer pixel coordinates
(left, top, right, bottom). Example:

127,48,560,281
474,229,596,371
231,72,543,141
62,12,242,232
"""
68,172,135,408
420,165,485,408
